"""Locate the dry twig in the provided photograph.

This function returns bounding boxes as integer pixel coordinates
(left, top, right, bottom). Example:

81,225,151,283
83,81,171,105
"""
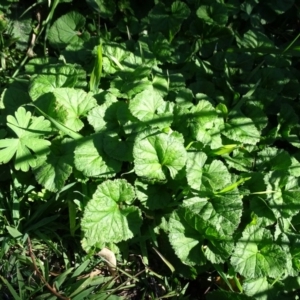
27,236,70,300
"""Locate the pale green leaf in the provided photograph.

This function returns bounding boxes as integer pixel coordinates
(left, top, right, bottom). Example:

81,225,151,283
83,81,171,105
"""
129,89,173,128
223,115,260,145
133,130,186,181
29,65,84,101
186,152,207,190
231,225,287,279
186,152,231,191
53,88,97,131
0,107,51,171
169,192,242,265
243,277,273,300
89,44,102,93
81,179,142,249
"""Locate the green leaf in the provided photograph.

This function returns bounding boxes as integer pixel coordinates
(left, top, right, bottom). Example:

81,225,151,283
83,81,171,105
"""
223,114,260,145
206,290,255,300
249,196,276,227
0,86,31,115
0,107,51,171
81,179,142,249
11,10,32,50
243,277,273,300
237,30,274,50
133,130,187,181
110,70,152,99
186,152,207,190
103,133,134,162
89,44,103,93
86,0,116,18
129,89,173,128
52,88,97,132
48,11,88,48
264,0,294,14
190,100,218,129
102,42,133,74
0,276,21,300
168,207,206,266
149,1,190,42
32,103,83,140
33,138,74,192
29,64,85,101
196,2,228,26
231,224,287,279
264,172,300,218
224,148,254,172
169,192,242,265
135,179,172,210
186,152,231,191
74,135,121,178
256,147,292,172
6,226,22,238
87,92,120,132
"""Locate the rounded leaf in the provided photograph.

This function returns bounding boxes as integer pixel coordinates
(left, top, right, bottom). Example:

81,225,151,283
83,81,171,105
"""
74,136,121,178
81,179,142,249
133,130,186,180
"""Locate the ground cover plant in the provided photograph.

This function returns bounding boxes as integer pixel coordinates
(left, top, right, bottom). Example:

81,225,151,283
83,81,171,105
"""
1,0,300,299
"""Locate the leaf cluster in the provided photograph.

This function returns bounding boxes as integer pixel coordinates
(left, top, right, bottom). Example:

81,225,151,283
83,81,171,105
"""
1,0,300,299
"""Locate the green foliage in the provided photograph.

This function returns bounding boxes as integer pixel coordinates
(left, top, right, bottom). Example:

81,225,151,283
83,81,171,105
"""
1,0,300,298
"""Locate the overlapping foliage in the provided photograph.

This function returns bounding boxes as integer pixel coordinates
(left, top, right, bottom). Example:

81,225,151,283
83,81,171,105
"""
1,0,300,298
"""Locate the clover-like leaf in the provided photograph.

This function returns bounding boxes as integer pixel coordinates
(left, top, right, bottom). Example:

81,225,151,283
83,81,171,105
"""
0,107,51,172
231,224,287,279
81,179,142,249
133,129,186,181
74,135,121,178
